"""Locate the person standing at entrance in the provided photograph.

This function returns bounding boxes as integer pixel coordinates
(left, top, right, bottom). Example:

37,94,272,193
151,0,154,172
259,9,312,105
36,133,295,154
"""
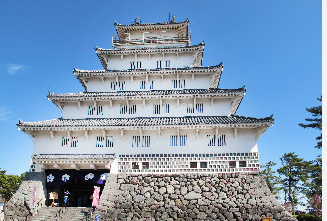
63,190,70,208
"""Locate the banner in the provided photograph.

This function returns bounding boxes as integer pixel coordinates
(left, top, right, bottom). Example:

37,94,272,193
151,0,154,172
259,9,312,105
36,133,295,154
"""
92,186,100,207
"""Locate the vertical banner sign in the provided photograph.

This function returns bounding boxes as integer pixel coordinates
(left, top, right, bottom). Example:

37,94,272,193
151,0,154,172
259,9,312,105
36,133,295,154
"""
33,187,36,207
92,186,100,207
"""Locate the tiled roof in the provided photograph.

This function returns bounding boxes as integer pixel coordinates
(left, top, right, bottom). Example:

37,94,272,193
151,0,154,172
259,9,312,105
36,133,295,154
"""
18,115,274,130
32,154,115,160
115,19,189,28
48,88,246,100
74,63,223,75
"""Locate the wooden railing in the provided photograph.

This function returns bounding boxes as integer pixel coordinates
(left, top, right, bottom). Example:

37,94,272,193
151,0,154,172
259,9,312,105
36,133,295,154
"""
113,37,190,45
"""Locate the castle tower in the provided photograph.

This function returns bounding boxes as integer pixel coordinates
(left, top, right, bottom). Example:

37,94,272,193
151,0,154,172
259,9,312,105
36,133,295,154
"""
17,17,273,206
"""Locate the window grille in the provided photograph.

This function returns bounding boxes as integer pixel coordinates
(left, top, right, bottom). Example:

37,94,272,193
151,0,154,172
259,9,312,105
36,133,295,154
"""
142,162,149,169
190,162,197,168
96,136,104,147
170,135,178,146
217,134,226,146
157,60,170,68
196,103,203,113
88,106,103,116
106,136,114,147
153,104,160,114
62,137,69,147
131,61,142,69
170,135,187,146
200,162,208,168
120,105,127,114
172,79,185,89
111,81,125,90
187,104,194,113
150,80,154,90
129,105,137,114
207,135,216,146
165,104,170,113
132,136,150,147
180,135,187,146
140,81,146,89
71,137,78,147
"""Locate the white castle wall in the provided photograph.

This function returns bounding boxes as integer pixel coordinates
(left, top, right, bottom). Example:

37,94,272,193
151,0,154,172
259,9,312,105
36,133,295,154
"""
61,97,232,119
85,74,211,92
32,128,258,156
105,52,195,71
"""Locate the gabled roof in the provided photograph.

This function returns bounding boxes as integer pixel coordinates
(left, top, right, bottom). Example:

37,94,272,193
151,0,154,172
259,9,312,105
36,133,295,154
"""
95,43,205,70
17,115,274,131
115,19,189,41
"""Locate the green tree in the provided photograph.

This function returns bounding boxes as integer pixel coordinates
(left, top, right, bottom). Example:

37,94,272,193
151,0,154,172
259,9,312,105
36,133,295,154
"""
261,161,281,196
298,97,322,149
0,168,24,201
277,153,309,215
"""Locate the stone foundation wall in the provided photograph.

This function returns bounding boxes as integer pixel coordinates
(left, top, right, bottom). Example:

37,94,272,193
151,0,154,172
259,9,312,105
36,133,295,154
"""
4,179,46,220
95,173,295,220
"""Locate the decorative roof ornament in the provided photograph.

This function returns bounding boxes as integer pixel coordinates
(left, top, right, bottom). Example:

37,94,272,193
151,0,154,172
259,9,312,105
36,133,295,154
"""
171,15,176,23
134,17,141,25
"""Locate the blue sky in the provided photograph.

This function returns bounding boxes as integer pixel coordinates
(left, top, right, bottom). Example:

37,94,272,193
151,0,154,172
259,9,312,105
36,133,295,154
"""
0,0,321,176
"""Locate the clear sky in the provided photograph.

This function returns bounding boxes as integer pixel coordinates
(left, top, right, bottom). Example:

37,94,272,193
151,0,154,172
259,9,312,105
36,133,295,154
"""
0,0,321,176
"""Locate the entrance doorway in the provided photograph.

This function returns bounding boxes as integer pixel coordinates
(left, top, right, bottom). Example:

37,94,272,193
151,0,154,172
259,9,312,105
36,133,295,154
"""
45,169,109,207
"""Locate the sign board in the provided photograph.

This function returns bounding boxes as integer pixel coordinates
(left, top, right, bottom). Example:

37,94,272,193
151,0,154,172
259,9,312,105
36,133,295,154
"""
95,214,100,221
49,192,58,200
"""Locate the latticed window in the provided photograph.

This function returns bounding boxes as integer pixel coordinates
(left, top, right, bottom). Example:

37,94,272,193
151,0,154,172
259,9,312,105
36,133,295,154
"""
106,136,114,147
187,104,194,113
120,105,127,114
165,104,170,113
207,135,216,146
132,136,150,147
196,103,203,113
62,137,69,147
153,104,160,114
96,136,113,147
172,79,185,89
207,134,226,146
170,135,187,146
62,137,78,147
96,136,104,147
129,105,137,114
71,137,78,147
157,60,170,68
131,61,142,69
111,81,125,90
150,80,154,90
88,106,103,116
140,81,146,89
217,134,226,146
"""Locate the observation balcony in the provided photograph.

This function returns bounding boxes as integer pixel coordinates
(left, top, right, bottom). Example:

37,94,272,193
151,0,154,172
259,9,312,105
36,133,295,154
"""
112,36,190,48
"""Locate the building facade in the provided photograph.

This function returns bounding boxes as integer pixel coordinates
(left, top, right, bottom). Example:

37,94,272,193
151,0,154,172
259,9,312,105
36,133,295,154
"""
17,17,273,206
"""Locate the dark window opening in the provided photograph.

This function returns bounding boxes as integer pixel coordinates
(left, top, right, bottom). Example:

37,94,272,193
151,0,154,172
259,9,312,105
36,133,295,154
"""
190,162,197,168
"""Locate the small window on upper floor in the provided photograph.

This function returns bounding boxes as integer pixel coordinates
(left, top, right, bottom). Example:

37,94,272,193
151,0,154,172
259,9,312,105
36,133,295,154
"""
62,137,78,147
140,81,146,90
187,104,194,114
88,106,103,116
196,103,203,113
150,80,154,90
131,61,142,69
111,81,125,90
120,104,137,114
157,60,170,69
153,104,160,114
165,104,170,113
172,79,185,89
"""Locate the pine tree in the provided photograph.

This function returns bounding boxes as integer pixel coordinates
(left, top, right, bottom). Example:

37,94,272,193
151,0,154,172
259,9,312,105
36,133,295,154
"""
298,96,322,149
261,161,281,196
277,153,309,215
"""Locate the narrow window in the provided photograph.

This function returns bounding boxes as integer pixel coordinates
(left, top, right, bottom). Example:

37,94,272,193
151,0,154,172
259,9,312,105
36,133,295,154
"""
157,60,170,68
150,80,154,90
111,82,116,90
106,136,114,147
165,104,170,113
88,106,95,115
153,104,160,114
196,103,203,113
129,105,137,114
120,105,127,114
207,135,216,146
190,162,197,168
140,80,146,89
170,135,178,146
157,60,162,69
62,137,69,147
187,104,194,113
71,137,78,147
130,61,135,69
217,134,226,146
96,136,104,147
166,60,170,68
132,136,141,147
180,135,187,146
111,82,125,90
131,61,142,69
142,136,150,147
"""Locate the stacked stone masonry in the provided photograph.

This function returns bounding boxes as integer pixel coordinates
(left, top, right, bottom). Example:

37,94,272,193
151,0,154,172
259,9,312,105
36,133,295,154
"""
94,173,295,221
4,180,46,220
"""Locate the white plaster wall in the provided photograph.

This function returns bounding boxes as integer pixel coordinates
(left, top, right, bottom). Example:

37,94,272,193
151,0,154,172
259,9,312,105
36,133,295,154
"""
61,97,232,119
32,128,258,156
105,52,195,70
86,74,211,92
